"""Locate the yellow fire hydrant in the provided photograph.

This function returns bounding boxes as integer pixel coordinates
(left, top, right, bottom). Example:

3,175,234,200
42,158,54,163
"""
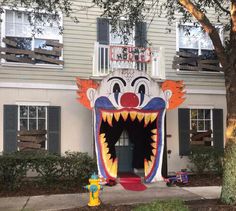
85,173,102,206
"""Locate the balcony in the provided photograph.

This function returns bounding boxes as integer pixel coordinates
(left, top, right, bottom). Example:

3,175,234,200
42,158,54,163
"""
92,42,166,79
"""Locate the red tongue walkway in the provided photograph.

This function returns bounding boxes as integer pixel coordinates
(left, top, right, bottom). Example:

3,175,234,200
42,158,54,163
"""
119,172,147,191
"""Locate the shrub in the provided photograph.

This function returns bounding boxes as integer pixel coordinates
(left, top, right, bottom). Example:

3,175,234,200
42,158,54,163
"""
188,147,223,175
31,151,97,187
0,152,28,190
62,151,97,186
133,199,188,211
0,151,97,191
31,152,63,187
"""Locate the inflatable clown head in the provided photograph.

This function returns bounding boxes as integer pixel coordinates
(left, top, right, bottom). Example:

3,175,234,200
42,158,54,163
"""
77,69,185,183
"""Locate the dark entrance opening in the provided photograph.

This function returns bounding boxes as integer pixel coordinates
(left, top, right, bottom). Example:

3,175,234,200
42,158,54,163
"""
115,130,133,172
100,113,156,173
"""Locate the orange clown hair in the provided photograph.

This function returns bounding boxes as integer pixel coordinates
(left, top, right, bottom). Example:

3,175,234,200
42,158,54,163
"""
162,80,185,110
76,78,99,110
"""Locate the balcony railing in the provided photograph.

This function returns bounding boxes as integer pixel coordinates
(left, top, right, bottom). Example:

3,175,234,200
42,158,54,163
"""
92,42,166,79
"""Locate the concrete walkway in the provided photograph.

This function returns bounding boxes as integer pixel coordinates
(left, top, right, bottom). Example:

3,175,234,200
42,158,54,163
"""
0,183,222,211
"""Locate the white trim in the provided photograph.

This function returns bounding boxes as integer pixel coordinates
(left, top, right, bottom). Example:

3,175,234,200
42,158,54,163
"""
2,6,33,12
176,22,179,52
177,70,224,76
1,62,63,69
187,105,214,109
186,88,226,95
0,82,77,90
16,101,50,106
0,82,226,94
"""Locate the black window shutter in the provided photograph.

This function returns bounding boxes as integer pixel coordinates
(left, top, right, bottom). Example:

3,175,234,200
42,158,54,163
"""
4,105,18,153
97,18,109,45
135,22,147,47
178,108,190,156
47,106,61,154
213,109,224,151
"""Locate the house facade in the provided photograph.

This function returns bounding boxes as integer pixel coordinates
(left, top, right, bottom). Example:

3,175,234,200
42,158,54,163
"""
0,1,226,176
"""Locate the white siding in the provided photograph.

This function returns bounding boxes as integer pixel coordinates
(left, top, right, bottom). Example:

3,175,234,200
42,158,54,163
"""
0,0,226,89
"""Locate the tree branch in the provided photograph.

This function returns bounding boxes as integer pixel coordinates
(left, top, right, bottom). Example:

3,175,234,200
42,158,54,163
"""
231,1,236,32
178,0,228,71
213,0,230,15
229,1,236,75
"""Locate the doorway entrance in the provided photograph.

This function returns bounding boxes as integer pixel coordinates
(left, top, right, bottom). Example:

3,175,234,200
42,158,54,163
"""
115,130,133,173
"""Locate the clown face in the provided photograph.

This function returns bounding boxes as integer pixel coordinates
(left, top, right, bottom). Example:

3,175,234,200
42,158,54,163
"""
77,69,184,183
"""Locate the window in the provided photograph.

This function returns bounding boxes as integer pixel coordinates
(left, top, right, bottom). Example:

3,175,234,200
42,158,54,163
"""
190,109,213,146
178,108,224,156
115,130,130,146
19,106,47,131
176,24,223,72
4,105,61,153
96,18,147,72
178,24,223,57
2,10,62,65
18,105,47,149
109,21,134,46
178,25,214,55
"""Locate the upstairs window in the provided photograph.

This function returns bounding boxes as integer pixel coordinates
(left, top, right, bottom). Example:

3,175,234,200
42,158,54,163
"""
109,21,134,46
175,24,223,72
97,18,141,46
1,10,63,65
96,18,148,71
178,25,215,57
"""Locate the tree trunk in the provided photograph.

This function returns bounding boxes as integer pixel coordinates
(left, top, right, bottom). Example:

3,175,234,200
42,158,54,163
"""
178,0,236,204
221,64,236,205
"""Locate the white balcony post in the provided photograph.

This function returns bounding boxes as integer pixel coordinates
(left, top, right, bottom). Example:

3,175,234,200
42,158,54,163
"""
151,49,159,77
93,42,99,76
107,46,110,74
159,47,166,79
151,47,166,79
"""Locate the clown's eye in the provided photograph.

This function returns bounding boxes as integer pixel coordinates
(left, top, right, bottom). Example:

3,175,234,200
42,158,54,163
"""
113,83,120,104
138,84,145,94
113,83,120,93
138,84,145,105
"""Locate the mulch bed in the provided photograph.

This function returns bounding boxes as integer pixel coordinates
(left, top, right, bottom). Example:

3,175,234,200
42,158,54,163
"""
61,204,135,211
176,174,222,187
0,182,85,197
186,199,236,211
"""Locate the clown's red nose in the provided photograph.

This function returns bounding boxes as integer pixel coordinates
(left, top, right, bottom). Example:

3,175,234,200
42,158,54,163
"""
120,92,139,107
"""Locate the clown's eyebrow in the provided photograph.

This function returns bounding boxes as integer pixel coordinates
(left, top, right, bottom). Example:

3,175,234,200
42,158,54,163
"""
107,77,126,86
131,76,149,86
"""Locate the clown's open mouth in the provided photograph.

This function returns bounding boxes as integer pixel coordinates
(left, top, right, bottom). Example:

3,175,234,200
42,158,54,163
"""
77,70,185,183
97,108,163,181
